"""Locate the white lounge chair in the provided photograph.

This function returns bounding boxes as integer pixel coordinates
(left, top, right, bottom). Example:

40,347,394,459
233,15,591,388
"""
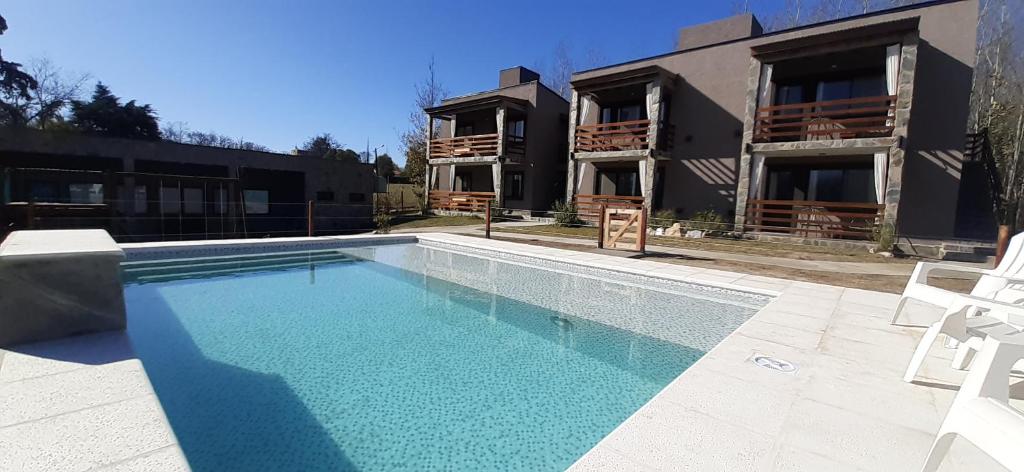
903,294,1024,383
921,331,1024,472
891,232,1024,325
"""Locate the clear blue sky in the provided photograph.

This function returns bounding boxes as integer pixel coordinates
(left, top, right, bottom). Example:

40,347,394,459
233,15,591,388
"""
3,1,776,164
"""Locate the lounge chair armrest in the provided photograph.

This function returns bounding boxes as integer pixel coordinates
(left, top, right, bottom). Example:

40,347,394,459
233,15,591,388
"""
913,262,992,282
951,294,1024,327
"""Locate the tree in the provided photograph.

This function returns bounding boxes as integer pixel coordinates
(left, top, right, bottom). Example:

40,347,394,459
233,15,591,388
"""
70,83,161,140
0,13,40,126
540,41,606,100
400,58,446,185
0,58,90,129
296,133,361,164
376,153,399,177
162,122,272,152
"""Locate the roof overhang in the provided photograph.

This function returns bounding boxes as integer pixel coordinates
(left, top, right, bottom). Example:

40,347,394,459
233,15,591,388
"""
425,95,529,117
571,65,677,93
751,17,920,58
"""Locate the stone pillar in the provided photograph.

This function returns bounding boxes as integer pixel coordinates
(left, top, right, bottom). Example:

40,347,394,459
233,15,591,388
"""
565,90,580,203
491,161,503,208
424,115,434,208
733,57,764,232
646,79,662,152
640,155,657,212
495,105,506,158
881,33,918,236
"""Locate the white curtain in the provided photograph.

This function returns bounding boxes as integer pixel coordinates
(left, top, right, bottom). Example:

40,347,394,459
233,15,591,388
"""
758,63,774,108
885,44,901,127
580,95,596,125
448,165,456,191
429,166,438,190
577,161,595,194
638,159,648,198
449,117,456,138
749,153,766,200
873,151,889,204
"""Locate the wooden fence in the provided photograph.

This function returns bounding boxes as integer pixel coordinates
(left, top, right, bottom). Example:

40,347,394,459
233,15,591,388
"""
428,191,494,212
753,95,896,142
745,199,884,239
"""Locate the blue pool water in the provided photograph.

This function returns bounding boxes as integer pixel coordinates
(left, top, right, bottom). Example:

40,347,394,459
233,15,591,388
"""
122,243,764,471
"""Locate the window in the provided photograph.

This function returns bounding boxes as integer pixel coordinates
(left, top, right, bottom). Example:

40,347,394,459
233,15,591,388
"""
596,170,640,197
507,120,525,138
68,183,103,204
28,181,59,202
244,190,269,214
455,124,475,137
454,173,473,192
134,186,148,214
503,171,524,200
183,188,204,214
316,191,335,203
348,192,366,203
600,104,644,124
215,188,228,215
161,187,180,214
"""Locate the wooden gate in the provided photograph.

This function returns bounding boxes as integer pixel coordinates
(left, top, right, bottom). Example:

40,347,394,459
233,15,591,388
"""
599,206,647,251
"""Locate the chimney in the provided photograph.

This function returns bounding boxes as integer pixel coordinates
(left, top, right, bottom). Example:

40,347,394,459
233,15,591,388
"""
676,13,763,51
499,66,541,88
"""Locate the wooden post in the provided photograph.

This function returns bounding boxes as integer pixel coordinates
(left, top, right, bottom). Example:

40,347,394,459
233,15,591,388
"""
307,200,315,237
485,203,491,239
597,203,606,249
638,205,648,253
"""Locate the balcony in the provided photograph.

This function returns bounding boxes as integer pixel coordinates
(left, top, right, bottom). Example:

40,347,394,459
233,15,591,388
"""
575,120,650,153
753,95,896,143
428,190,495,212
428,134,500,159
745,198,884,240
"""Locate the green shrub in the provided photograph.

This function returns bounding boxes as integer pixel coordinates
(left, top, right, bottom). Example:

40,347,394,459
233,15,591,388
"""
650,209,677,228
374,209,393,234
685,209,728,233
551,200,582,227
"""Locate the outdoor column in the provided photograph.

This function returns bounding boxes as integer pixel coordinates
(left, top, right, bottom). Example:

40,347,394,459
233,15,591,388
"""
645,79,662,152
639,157,656,212
880,33,918,241
565,90,580,203
495,105,506,158
491,161,503,208
424,115,434,208
733,57,765,232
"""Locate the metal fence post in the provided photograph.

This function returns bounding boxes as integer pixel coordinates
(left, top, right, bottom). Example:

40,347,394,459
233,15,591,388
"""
597,203,606,249
638,205,648,253
307,200,315,237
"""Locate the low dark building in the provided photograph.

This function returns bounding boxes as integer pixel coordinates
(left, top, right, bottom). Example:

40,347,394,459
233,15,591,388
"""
0,129,377,241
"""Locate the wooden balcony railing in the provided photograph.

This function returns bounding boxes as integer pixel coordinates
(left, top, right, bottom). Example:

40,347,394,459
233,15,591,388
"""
745,199,885,240
574,194,645,222
429,191,494,212
753,95,897,142
429,134,500,159
575,119,652,152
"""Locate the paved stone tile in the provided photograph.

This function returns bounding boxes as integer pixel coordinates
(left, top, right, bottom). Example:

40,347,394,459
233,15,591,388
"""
564,445,655,472
776,397,936,471
770,444,868,472
753,309,831,334
0,360,151,427
91,446,191,472
0,395,178,472
0,332,134,383
735,319,825,352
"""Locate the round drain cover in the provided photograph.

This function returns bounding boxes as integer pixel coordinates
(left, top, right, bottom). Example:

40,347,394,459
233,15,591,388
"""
751,355,797,373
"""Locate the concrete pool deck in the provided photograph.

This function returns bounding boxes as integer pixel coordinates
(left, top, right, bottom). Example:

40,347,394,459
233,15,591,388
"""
0,232,1018,471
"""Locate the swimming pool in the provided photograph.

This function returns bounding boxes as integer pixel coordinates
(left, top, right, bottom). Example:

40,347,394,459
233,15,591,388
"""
121,241,767,471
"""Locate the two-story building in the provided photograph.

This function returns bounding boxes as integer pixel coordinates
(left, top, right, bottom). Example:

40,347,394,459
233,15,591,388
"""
565,0,980,242
425,67,569,214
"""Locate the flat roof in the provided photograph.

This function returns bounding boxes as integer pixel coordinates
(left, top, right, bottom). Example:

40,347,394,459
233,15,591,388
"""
572,0,967,78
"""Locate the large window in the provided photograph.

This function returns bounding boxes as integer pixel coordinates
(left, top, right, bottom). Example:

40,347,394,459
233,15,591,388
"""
68,183,103,204
596,169,640,197
244,189,269,214
161,187,180,214
507,120,525,138
503,171,524,200
183,188,204,215
600,104,644,124
28,181,59,202
766,165,875,203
